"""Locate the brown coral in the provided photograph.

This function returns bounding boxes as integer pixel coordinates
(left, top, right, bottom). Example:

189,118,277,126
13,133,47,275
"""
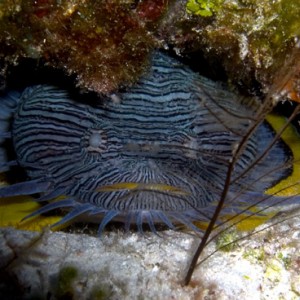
157,0,300,98
1,0,299,99
0,0,168,93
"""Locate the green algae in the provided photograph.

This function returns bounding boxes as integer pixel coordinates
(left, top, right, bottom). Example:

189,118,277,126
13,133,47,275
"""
55,265,79,299
215,229,239,252
186,0,224,17
243,247,265,263
277,252,292,270
88,284,114,300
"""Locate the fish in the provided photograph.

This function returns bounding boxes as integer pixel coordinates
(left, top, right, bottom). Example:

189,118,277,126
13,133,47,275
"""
0,52,299,234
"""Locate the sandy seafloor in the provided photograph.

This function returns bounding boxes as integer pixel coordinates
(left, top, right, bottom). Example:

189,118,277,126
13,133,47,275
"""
0,212,300,300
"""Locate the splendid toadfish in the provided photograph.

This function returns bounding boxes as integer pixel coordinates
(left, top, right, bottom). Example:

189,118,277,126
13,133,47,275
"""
0,52,299,233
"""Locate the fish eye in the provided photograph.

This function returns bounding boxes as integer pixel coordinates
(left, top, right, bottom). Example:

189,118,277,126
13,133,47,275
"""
86,129,107,153
89,132,102,148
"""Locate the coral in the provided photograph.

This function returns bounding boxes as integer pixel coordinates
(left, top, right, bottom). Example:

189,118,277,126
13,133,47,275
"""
0,0,168,93
0,0,299,97
158,0,300,96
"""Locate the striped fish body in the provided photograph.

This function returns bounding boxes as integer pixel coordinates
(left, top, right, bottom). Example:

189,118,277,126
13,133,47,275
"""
0,52,294,232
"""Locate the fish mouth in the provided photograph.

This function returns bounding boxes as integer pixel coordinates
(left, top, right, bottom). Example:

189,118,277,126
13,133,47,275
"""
96,182,190,196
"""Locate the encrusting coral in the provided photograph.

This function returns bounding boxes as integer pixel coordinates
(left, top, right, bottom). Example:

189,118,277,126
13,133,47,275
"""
159,0,300,97
0,0,299,97
0,0,168,93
